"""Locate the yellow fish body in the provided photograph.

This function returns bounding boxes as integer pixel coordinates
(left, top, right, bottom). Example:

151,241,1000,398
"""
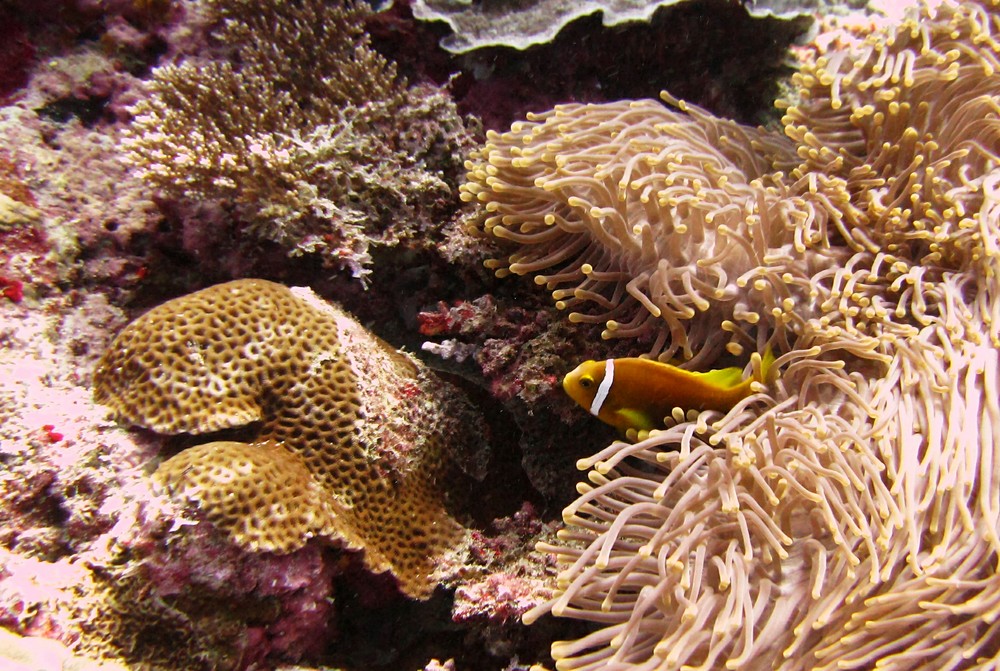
563,350,774,433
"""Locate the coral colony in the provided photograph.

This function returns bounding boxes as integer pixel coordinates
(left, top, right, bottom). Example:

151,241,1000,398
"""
94,279,488,599
1,0,1000,670
123,0,477,284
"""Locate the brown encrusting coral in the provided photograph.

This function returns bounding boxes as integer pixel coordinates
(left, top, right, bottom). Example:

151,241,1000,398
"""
153,440,343,554
466,0,1000,668
0,289,344,671
95,279,488,599
123,0,478,283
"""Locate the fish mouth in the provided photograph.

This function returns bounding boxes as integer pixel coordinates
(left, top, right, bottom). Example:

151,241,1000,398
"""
562,372,573,394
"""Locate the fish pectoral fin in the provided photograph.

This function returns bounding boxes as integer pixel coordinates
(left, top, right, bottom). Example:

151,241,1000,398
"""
693,366,745,390
613,408,658,432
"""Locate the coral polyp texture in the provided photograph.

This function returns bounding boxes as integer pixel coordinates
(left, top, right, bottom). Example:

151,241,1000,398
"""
466,0,1000,668
123,0,477,282
154,441,342,554
95,279,487,599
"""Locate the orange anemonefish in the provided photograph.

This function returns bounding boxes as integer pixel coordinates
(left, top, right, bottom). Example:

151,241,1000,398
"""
563,349,775,433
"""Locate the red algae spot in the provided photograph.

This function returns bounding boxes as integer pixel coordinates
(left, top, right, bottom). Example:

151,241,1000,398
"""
41,424,63,443
417,300,477,336
1,277,24,303
417,301,454,336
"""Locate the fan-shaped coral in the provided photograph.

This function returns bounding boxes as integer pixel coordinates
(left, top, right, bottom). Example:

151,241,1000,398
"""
469,0,1000,668
95,279,487,599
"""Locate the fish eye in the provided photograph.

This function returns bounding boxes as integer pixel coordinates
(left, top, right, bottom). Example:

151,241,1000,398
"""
579,375,594,389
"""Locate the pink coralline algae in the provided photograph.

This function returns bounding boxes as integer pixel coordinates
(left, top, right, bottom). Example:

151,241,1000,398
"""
0,291,343,670
451,503,560,661
140,523,338,667
0,1,556,665
454,574,547,625
418,295,590,407
455,503,557,624
0,0,872,668
0,52,160,297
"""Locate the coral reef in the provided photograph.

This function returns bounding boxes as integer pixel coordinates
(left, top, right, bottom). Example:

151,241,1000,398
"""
7,0,977,666
455,503,557,622
449,503,563,661
462,0,1000,667
419,295,582,406
417,293,627,501
94,279,489,599
0,0,558,666
123,0,478,283
0,28,168,299
409,0,826,53
0,291,347,671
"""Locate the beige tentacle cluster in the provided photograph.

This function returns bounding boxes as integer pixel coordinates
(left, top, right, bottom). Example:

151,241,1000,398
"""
468,0,1000,667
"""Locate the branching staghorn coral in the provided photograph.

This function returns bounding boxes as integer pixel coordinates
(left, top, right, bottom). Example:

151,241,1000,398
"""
468,0,1000,668
124,0,475,281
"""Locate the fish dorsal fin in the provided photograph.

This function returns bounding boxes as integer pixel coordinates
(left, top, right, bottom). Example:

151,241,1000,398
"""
691,365,745,389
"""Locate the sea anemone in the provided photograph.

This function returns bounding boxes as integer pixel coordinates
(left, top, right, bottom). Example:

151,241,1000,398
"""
469,0,1000,667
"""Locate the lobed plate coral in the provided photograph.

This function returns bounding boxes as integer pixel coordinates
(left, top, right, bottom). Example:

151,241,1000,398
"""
465,0,1000,667
410,0,692,52
409,0,833,53
95,279,489,599
0,291,338,670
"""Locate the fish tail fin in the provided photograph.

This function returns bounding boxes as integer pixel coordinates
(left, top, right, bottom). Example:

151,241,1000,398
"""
754,346,777,385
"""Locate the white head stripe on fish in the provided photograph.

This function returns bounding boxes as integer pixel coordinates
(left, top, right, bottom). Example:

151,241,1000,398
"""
590,359,615,416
